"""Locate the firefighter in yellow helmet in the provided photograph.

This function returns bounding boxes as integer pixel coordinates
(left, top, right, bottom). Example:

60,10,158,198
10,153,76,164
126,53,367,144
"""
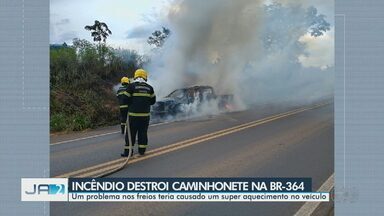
116,77,130,134
121,69,156,157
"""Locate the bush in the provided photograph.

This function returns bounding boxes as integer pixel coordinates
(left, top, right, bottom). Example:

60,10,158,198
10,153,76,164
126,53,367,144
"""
50,40,146,132
50,113,68,132
71,114,92,131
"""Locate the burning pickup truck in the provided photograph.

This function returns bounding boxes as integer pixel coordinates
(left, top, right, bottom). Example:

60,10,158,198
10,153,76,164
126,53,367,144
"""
151,86,233,120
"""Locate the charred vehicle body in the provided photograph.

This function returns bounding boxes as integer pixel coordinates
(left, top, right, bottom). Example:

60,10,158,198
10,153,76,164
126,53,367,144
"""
151,86,233,119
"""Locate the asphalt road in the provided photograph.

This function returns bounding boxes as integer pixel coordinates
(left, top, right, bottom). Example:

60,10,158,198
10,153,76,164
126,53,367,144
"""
50,102,334,216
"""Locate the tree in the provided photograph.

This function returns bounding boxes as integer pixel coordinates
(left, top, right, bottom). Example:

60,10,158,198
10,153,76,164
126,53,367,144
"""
306,7,331,37
84,20,112,43
147,27,171,48
262,3,331,53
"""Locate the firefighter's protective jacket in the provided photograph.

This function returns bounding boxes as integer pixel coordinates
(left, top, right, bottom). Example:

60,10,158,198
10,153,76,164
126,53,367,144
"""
116,84,130,109
126,81,156,116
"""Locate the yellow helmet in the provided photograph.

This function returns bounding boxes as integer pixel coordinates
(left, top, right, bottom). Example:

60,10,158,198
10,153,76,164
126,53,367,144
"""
134,69,148,80
121,77,129,84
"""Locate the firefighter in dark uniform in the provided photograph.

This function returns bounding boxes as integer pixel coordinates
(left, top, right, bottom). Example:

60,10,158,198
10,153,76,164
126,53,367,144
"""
116,77,130,134
121,69,156,157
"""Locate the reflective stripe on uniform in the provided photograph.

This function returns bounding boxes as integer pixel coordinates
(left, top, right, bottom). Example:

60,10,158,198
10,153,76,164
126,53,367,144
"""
132,93,155,98
120,123,126,125
128,112,150,117
132,93,152,97
138,145,147,148
124,146,132,150
118,91,131,97
120,105,128,108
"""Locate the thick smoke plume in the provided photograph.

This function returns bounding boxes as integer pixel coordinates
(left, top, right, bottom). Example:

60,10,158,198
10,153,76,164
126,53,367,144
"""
148,0,334,109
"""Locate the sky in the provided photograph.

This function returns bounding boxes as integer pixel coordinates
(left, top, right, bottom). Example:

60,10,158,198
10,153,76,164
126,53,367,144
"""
50,0,334,55
50,0,169,53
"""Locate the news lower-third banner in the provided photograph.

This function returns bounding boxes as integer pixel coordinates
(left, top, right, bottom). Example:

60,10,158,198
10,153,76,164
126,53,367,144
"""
21,178,330,202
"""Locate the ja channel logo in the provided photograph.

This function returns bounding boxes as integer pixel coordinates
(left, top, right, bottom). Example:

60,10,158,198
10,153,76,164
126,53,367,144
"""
21,178,68,201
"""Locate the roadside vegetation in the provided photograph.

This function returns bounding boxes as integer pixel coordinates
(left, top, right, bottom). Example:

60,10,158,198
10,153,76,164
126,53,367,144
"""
50,40,147,132
50,19,169,132
50,21,149,132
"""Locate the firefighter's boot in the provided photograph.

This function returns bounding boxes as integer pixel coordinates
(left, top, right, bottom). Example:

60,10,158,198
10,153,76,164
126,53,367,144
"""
120,148,133,157
138,145,147,156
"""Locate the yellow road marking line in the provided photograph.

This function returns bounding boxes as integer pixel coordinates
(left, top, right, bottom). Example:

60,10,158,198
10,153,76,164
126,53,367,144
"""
55,102,329,178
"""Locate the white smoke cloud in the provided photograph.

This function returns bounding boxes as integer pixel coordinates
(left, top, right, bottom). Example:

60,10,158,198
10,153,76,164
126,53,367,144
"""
147,0,334,108
149,0,264,95
298,27,334,70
